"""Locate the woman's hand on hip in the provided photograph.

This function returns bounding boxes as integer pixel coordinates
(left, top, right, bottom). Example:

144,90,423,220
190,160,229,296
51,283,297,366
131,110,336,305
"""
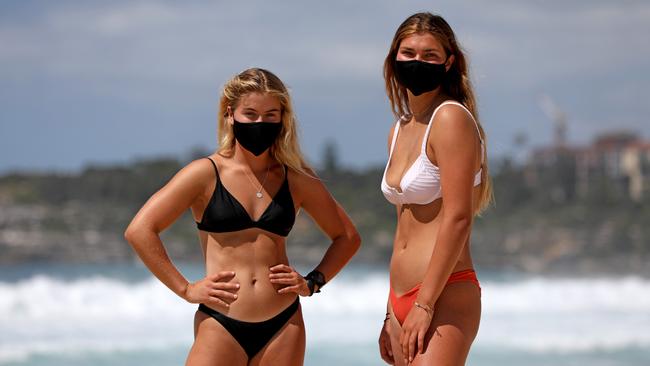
400,303,433,364
183,271,240,308
269,264,311,297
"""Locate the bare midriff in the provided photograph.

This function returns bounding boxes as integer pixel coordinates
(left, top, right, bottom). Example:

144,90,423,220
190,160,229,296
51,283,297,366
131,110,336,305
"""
389,189,479,297
198,227,297,322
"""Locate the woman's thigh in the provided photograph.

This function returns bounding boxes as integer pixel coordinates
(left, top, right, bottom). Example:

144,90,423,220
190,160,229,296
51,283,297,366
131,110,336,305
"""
412,282,481,365
185,310,248,366
388,282,481,366
250,306,306,366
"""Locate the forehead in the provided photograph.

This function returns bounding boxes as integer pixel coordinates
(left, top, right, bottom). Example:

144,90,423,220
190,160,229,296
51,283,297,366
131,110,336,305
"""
237,92,281,111
399,32,444,51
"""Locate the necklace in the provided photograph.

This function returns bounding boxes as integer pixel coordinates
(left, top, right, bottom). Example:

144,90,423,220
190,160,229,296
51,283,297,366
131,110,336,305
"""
243,164,271,199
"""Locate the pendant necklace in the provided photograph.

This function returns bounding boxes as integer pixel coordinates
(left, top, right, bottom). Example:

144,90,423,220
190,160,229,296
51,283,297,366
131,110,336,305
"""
244,164,271,199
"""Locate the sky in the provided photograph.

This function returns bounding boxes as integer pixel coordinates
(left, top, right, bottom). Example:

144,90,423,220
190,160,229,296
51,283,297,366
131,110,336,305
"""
1,0,649,173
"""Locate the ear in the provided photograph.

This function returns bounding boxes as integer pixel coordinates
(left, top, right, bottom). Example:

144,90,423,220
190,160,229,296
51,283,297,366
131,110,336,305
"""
445,54,455,72
226,106,234,125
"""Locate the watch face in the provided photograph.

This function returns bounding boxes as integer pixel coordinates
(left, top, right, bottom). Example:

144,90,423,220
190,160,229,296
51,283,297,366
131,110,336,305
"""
311,270,325,286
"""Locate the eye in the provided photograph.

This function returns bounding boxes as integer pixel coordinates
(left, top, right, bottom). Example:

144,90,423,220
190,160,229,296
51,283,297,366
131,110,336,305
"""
425,53,443,62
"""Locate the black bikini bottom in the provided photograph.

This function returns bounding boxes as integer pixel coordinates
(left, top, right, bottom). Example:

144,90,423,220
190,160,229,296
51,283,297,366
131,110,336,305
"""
198,297,300,358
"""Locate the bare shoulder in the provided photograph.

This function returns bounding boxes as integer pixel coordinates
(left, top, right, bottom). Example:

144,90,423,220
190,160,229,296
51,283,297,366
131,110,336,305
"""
287,165,321,190
434,102,475,126
287,166,326,200
169,157,216,189
184,157,215,177
431,103,477,140
127,157,218,230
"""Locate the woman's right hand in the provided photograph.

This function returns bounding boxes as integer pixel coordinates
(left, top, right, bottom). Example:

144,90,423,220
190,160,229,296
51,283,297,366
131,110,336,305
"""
183,271,240,308
379,318,395,364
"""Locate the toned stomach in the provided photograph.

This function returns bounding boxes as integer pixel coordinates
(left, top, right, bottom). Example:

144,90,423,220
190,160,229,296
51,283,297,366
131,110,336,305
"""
199,228,297,322
389,202,474,296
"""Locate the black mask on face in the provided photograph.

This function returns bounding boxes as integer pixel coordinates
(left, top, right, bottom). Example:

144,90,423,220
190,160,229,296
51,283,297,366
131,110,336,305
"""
394,59,447,96
233,120,282,156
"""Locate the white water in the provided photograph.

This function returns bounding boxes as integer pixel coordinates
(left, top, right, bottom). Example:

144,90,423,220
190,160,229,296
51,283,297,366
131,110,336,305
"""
1,267,649,365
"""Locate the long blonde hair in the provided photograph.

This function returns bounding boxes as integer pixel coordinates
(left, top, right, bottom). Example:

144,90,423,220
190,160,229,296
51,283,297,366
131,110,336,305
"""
383,12,493,214
217,68,312,175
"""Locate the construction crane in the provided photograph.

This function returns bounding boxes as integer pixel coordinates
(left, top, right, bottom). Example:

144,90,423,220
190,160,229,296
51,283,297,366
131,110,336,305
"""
537,94,567,148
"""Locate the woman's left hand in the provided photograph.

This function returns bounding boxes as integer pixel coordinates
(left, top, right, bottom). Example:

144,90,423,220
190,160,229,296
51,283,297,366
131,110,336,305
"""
400,304,433,364
269,264,311,297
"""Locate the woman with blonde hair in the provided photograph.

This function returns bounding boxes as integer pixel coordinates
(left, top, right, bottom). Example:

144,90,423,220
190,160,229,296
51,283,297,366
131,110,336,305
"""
125,67,360,365
377,12,492,365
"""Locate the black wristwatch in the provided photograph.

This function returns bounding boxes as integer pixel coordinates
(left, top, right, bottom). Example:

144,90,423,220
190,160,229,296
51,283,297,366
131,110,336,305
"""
304,270,326,296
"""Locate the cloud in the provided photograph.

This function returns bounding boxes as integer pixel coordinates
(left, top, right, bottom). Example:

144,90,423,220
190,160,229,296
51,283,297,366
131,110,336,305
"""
462,1,650,87
0,0,649,171
4,1,645,94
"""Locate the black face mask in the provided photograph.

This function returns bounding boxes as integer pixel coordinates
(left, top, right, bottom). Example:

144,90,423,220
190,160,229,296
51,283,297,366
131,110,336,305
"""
233,120,282,156
394,59,447,96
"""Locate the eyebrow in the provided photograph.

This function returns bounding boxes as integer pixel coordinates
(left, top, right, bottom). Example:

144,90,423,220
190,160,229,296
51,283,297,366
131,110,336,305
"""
399,46,442,53
242,107,281,113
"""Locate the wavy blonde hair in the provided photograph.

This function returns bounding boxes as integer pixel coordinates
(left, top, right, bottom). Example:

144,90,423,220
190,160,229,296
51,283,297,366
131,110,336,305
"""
383,12,493,214
217,68,312,175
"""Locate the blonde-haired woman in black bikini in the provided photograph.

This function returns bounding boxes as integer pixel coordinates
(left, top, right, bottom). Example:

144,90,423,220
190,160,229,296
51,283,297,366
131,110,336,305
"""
125,68,360,365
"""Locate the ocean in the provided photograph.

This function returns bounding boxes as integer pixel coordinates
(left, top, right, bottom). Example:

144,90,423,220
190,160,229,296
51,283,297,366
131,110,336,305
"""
1,263,649,366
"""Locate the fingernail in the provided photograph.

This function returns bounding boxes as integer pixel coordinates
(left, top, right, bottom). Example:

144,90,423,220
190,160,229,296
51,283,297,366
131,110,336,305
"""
233,295,237,299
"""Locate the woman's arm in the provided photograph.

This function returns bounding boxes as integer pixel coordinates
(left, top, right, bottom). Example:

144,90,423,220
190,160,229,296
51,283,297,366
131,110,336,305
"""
415,104,479,306
268,169,360,296
124,159,235,303
294,169,361,286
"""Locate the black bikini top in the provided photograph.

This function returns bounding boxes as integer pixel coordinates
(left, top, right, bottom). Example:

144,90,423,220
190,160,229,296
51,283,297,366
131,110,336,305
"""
196,158,296,237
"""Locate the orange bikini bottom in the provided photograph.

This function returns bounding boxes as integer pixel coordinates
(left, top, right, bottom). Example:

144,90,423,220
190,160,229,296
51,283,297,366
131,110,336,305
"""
389,269,481,325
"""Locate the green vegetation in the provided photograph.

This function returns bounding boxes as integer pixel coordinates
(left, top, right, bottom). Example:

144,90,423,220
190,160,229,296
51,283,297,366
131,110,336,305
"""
0,152,648,274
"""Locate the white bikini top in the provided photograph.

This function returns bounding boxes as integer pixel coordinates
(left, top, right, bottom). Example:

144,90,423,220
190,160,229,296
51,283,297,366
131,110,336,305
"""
381,101,484,206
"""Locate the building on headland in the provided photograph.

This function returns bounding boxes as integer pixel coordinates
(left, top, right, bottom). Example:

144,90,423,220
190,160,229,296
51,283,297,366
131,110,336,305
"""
526,131,650,202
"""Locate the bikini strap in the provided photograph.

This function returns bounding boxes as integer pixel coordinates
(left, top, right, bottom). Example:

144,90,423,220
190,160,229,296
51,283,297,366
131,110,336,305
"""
201,157,220,208
205,157,224,187
205,157,218,177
